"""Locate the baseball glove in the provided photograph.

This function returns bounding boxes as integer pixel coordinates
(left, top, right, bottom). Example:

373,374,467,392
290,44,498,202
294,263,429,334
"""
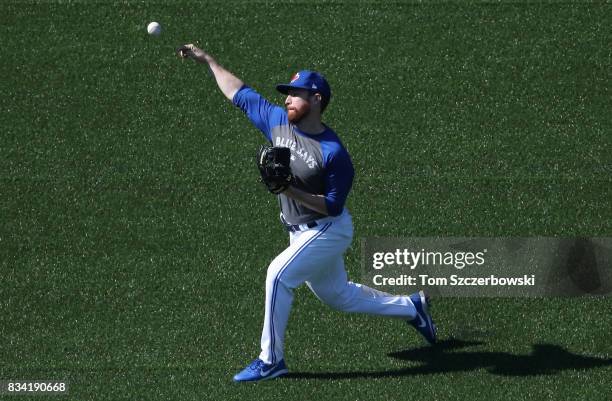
257,146,293,194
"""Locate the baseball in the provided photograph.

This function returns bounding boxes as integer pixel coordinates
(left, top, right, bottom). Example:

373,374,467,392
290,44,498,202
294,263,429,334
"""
147,21,162,36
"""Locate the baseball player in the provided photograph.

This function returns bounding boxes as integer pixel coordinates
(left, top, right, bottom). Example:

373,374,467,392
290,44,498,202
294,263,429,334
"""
177,44,437,382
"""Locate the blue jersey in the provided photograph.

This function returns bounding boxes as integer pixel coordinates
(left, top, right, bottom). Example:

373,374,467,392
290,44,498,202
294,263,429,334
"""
233,85,354,225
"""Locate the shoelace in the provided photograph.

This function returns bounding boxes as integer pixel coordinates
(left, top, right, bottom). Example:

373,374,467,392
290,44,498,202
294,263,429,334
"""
248,359,266,371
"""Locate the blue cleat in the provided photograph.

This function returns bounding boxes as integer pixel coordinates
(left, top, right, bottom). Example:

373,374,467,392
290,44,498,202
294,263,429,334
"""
408,290,437,344
233,358,289,382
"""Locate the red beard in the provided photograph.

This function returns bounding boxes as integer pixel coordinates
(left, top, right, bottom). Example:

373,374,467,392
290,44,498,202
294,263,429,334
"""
287,103,311,124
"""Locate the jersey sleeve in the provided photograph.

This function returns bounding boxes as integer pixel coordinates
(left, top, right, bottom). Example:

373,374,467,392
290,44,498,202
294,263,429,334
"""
322,145,355,216
232,85,284,142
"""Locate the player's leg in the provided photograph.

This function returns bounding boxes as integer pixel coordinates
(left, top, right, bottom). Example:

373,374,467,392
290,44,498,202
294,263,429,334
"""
306,256,417,318
306,258,437,344
258,222,336,365
233,222,334,382
305,211,436,344
304,211,415,317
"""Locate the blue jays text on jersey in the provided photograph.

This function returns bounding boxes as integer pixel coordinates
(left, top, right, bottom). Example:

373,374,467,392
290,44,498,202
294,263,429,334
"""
274,137,317,169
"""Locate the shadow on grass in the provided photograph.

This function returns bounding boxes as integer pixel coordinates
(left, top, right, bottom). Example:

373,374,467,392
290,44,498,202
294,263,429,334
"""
285,338,612,380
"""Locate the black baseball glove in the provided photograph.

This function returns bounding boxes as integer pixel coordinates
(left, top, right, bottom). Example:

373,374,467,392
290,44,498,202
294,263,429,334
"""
257,146,293,194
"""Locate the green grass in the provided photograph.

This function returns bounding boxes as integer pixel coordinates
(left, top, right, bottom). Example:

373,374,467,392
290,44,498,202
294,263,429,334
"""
1,1,611,400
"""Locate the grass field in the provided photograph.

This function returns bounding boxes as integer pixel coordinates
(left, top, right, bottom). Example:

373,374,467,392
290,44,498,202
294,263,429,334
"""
1,1,611,400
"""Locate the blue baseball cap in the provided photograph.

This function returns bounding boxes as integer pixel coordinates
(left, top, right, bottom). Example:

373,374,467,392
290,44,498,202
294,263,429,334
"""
276,70,331,105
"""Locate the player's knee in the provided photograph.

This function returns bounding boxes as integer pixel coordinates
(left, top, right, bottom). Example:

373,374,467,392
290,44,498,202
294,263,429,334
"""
265,268,280,288
265,258,293,288
325,298,352,312
325,299,346,311
320,287,355,311
266,257,284,279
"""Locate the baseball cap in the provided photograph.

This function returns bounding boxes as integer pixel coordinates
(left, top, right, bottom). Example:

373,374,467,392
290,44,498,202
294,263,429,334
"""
276,70,331,104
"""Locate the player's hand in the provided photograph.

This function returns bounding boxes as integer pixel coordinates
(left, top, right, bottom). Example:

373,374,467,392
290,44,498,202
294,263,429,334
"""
176,43,207,63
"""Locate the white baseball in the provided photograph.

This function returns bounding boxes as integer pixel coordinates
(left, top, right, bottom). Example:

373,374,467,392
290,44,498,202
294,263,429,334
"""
147,22,162,36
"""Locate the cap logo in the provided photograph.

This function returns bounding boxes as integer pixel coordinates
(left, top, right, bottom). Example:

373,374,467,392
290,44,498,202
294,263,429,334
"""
290,72,300,83
311,84,317,89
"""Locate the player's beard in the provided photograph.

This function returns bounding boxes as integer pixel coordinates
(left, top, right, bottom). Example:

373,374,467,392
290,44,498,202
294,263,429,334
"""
287,102,311,124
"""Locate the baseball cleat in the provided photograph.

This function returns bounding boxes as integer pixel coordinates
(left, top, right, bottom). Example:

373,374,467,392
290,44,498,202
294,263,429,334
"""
408,290,437,344
233,358,288,382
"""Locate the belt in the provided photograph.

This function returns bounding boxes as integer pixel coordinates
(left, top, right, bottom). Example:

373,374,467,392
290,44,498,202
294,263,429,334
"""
280,214,319,233
285,221,318,233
